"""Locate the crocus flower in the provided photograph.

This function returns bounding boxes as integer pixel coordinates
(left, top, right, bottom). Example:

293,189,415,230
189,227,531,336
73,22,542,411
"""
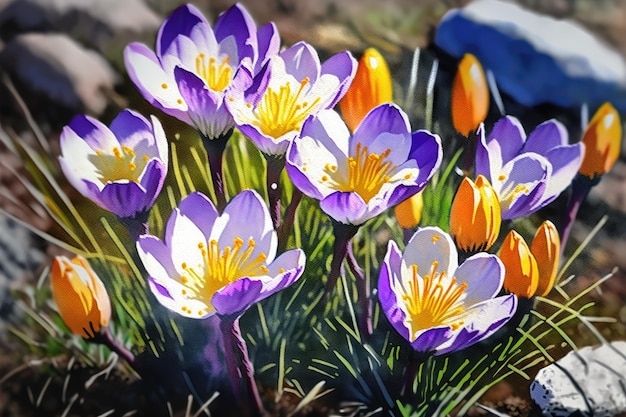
136,189,305,319
59,109,168,220
531,220,560,297
450,175,501,253
51,255,111,338
378,226,517,355
579,102,622,179
227,41,357,156
286,103,442,226
475,116,584,219
124,3,279,139
451,53,489,137
339,47,392,133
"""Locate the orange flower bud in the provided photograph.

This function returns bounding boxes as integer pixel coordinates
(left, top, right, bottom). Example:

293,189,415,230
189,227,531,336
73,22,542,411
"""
530,220,560,297
499,231,539,298
450,175,501,252
451,53,489,136
394,191,423,229
339,48,392,132
51,255,111,338
579,102,622,178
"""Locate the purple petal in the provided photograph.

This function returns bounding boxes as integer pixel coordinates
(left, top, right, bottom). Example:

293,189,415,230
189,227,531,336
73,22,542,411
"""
177,191,219,237
320,191,368,225
403,227,458,279
540,143,584,207
138,160,167,208
408,130,443,186
67,114,116,151
353,103,411,150
474,124,492,178
157,4,206,59
109,109,152,148
500,155,549,219
487,116,526,165
285,142,325,201
436,295,517,355
137,235,175,281
455,253,504,305
255,22,280,71
92,181,149,218
384,185,425,212
378,241,411,342
523,119,568,154
410,327,451,352
174,66,233,139
280,42,321,83
212,277,264,317
214,3,256,62
320,50,357,107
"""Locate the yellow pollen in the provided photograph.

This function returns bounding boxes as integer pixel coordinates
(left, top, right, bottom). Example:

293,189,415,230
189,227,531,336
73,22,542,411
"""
328,143,396,203
176,237,271,313
402,263,468,340
161,83,168,89
404,173,411,180
321,175,328,182
431,235,440,243
177,98,183,104
251,77,321,139
195,53,233,92
498,174,507,181
89,143,148,184
279,268,285,273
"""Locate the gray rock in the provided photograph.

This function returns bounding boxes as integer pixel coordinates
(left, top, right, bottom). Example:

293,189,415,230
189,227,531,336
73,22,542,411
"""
435,0,626,112
0,0,161,62
0,33,117,115
530,341,626,417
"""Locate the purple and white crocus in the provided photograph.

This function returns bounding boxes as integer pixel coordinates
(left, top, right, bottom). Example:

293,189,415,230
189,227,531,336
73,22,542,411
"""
136,189,305,319
124,3,279,140
286,103,443,226
379,226,517,355
227,41,357,157
59,109,168,223
475,116,584,219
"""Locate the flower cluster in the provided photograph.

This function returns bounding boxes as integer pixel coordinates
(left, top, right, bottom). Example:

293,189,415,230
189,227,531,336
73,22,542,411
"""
37,2,624,415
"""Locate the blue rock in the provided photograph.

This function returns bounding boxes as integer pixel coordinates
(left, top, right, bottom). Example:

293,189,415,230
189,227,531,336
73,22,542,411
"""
435,0,626,113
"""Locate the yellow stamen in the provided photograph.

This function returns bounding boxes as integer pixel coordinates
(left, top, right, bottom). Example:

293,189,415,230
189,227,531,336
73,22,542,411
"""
402,262,467,340
195,53,233,92
252,77,321,139
327,142,397,203
90,144,149,184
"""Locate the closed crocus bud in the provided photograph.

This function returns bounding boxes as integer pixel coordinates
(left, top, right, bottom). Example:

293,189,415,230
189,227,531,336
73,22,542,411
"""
579,102,622,179
451,53,489,137
394,191,423,229
450,175,501,252
51,255,111,338
530,220,560,297
499,231,539,298
339,47,392,132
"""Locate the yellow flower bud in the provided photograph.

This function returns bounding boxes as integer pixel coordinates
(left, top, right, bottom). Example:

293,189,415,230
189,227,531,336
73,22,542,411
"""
530,220,560,297
579,102,622,178
394,191,423,229
339,47,393,132
499,231,539,298
451,53,489,136
450,175,501,252
51,255,111,338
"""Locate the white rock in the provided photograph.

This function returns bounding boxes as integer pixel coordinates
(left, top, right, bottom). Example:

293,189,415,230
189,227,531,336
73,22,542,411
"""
0,33,117,115
530,341,626,417
435,0,626,112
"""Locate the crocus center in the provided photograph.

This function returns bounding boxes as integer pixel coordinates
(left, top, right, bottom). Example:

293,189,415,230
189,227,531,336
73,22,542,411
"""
91,145,149,184
325,142,397,203
178,237,269,316
251,77,321,139
195,53,233,92
402,261,468,340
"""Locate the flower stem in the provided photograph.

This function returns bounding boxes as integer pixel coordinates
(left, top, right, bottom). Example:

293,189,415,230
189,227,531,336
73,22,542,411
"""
265,155,285,231
201,130,232,212
90,327,138,373
460,129,477,176
325,222,360,303
346,245,372,339
560,175,596,257
219,316,264,416
401,350,429,401
278,188,303,252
